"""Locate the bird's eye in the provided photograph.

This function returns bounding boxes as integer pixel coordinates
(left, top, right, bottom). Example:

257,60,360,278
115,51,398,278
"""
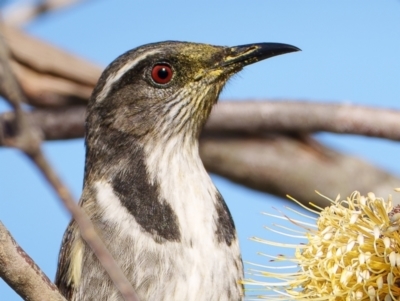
151,64,173,84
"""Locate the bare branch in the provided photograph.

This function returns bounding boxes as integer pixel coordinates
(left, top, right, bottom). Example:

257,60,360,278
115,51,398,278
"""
1,24,101,107
200,135,400,207
0,26,39,154
1,104,399,208
1,25,100,85
3,0,89,26
0,222,67,301
10,61,94,107
0,106,86,143
206,101,400,140
0,35,140,301
2,102,400,144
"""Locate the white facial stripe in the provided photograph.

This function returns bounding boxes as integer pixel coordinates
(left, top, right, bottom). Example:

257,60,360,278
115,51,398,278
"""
96,49,161,102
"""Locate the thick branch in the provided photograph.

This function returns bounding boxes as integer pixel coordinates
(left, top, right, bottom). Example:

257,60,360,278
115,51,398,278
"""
200,136,400,207
1,24,101,107
2,102,400,143
206,101,400,140
1,25,100,86
0,106,87,141
0,222,67,301
10,61,94,107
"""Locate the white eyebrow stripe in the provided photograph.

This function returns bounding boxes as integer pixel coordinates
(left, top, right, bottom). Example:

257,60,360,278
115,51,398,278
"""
96,49,161,102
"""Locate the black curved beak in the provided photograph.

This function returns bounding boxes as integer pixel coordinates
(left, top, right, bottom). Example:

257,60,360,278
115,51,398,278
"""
221,43,300,67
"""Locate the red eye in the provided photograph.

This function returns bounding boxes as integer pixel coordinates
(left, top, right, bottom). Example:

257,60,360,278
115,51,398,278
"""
151,64,173,84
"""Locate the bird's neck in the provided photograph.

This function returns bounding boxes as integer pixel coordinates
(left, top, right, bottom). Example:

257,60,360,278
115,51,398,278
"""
83,125,235,245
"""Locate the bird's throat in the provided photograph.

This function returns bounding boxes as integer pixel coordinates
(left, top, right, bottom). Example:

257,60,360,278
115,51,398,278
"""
143,135,221,244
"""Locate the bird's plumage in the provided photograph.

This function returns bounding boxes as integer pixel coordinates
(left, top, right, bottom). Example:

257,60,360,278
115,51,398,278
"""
55,41,299,301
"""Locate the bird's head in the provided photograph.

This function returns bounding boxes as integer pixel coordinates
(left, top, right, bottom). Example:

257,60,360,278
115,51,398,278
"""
87,41,299,142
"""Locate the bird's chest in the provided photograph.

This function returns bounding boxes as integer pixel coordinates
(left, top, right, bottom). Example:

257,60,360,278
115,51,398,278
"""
77,139,243,300
89,179,243,301
84,145,243,300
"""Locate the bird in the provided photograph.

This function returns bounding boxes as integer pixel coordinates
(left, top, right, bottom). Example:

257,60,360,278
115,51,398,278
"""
55,41,299,301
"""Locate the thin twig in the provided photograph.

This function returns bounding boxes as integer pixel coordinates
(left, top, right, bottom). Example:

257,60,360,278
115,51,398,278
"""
0,34,140,301
29,151,141,301
3,0,88,26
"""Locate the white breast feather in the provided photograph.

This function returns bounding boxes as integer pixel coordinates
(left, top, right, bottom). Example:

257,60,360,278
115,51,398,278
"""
93,136,243,300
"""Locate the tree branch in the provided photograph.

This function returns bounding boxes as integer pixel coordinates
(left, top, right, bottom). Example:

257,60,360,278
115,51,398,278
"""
206,101,400,140
3,0,89,27
0,222,67,301
0,106,87,141
200,135,400,207
1,102,400,144
1,102,399,208
1,24,101,107
0,35,140,301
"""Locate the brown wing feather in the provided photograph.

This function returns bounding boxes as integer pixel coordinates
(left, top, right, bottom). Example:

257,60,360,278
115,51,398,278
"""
55,220,79,301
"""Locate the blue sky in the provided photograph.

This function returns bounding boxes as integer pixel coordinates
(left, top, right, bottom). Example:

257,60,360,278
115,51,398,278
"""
1,1,400,299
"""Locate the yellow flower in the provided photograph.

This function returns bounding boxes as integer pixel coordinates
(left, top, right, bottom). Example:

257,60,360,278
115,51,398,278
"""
245,190,400,301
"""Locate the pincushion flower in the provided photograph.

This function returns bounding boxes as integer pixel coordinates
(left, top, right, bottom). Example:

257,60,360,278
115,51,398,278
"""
245,190,400,301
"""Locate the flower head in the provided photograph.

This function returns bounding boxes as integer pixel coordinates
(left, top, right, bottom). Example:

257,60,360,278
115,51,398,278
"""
245,190,400,301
